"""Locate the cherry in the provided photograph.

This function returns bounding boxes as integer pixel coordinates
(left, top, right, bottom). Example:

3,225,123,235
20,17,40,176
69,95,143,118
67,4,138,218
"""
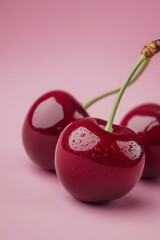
55,40,160,203
22,90,89,171
120,103,160,179
55,117,145,203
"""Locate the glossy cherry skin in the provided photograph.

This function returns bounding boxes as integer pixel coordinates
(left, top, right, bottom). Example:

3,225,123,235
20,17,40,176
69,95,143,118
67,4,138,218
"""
121,103,160,180
55,117,145,203
22,90,89,171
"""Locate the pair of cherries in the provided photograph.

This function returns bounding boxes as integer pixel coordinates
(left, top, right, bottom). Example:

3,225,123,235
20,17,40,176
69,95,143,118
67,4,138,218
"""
22,39,160,203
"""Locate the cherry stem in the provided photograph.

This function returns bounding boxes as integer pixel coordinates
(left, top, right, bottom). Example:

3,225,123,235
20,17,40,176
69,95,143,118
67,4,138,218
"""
105,54,147,132
83,59,150,109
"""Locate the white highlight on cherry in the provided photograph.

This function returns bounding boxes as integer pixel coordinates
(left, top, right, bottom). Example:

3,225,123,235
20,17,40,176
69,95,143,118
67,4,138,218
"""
32,97,64,128
127,116,157,132
116,140,141,160
69,127,100,151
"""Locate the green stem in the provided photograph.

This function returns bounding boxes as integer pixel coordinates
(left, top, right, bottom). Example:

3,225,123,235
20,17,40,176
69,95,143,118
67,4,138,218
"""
105,54,147,132
83,58,150,109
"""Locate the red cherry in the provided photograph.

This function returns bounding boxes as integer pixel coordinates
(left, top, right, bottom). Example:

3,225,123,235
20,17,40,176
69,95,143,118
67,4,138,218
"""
55,117,145,203
22,90,89,171
121,103,160,180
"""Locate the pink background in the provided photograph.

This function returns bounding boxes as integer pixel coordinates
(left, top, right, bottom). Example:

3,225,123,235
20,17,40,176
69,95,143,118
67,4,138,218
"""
0,0,160,239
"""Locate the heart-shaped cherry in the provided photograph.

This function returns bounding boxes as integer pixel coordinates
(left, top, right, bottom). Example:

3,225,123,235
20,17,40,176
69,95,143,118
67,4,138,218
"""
22,90,89,171
120,103,160,179
55,117,145,203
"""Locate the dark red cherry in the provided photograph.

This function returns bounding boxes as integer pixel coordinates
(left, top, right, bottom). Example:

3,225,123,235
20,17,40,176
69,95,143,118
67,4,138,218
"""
22,90,89,171
120,103,160,179
55,117,145,203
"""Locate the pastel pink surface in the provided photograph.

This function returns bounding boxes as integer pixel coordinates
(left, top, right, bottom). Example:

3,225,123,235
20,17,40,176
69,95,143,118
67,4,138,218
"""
0,1,160,239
